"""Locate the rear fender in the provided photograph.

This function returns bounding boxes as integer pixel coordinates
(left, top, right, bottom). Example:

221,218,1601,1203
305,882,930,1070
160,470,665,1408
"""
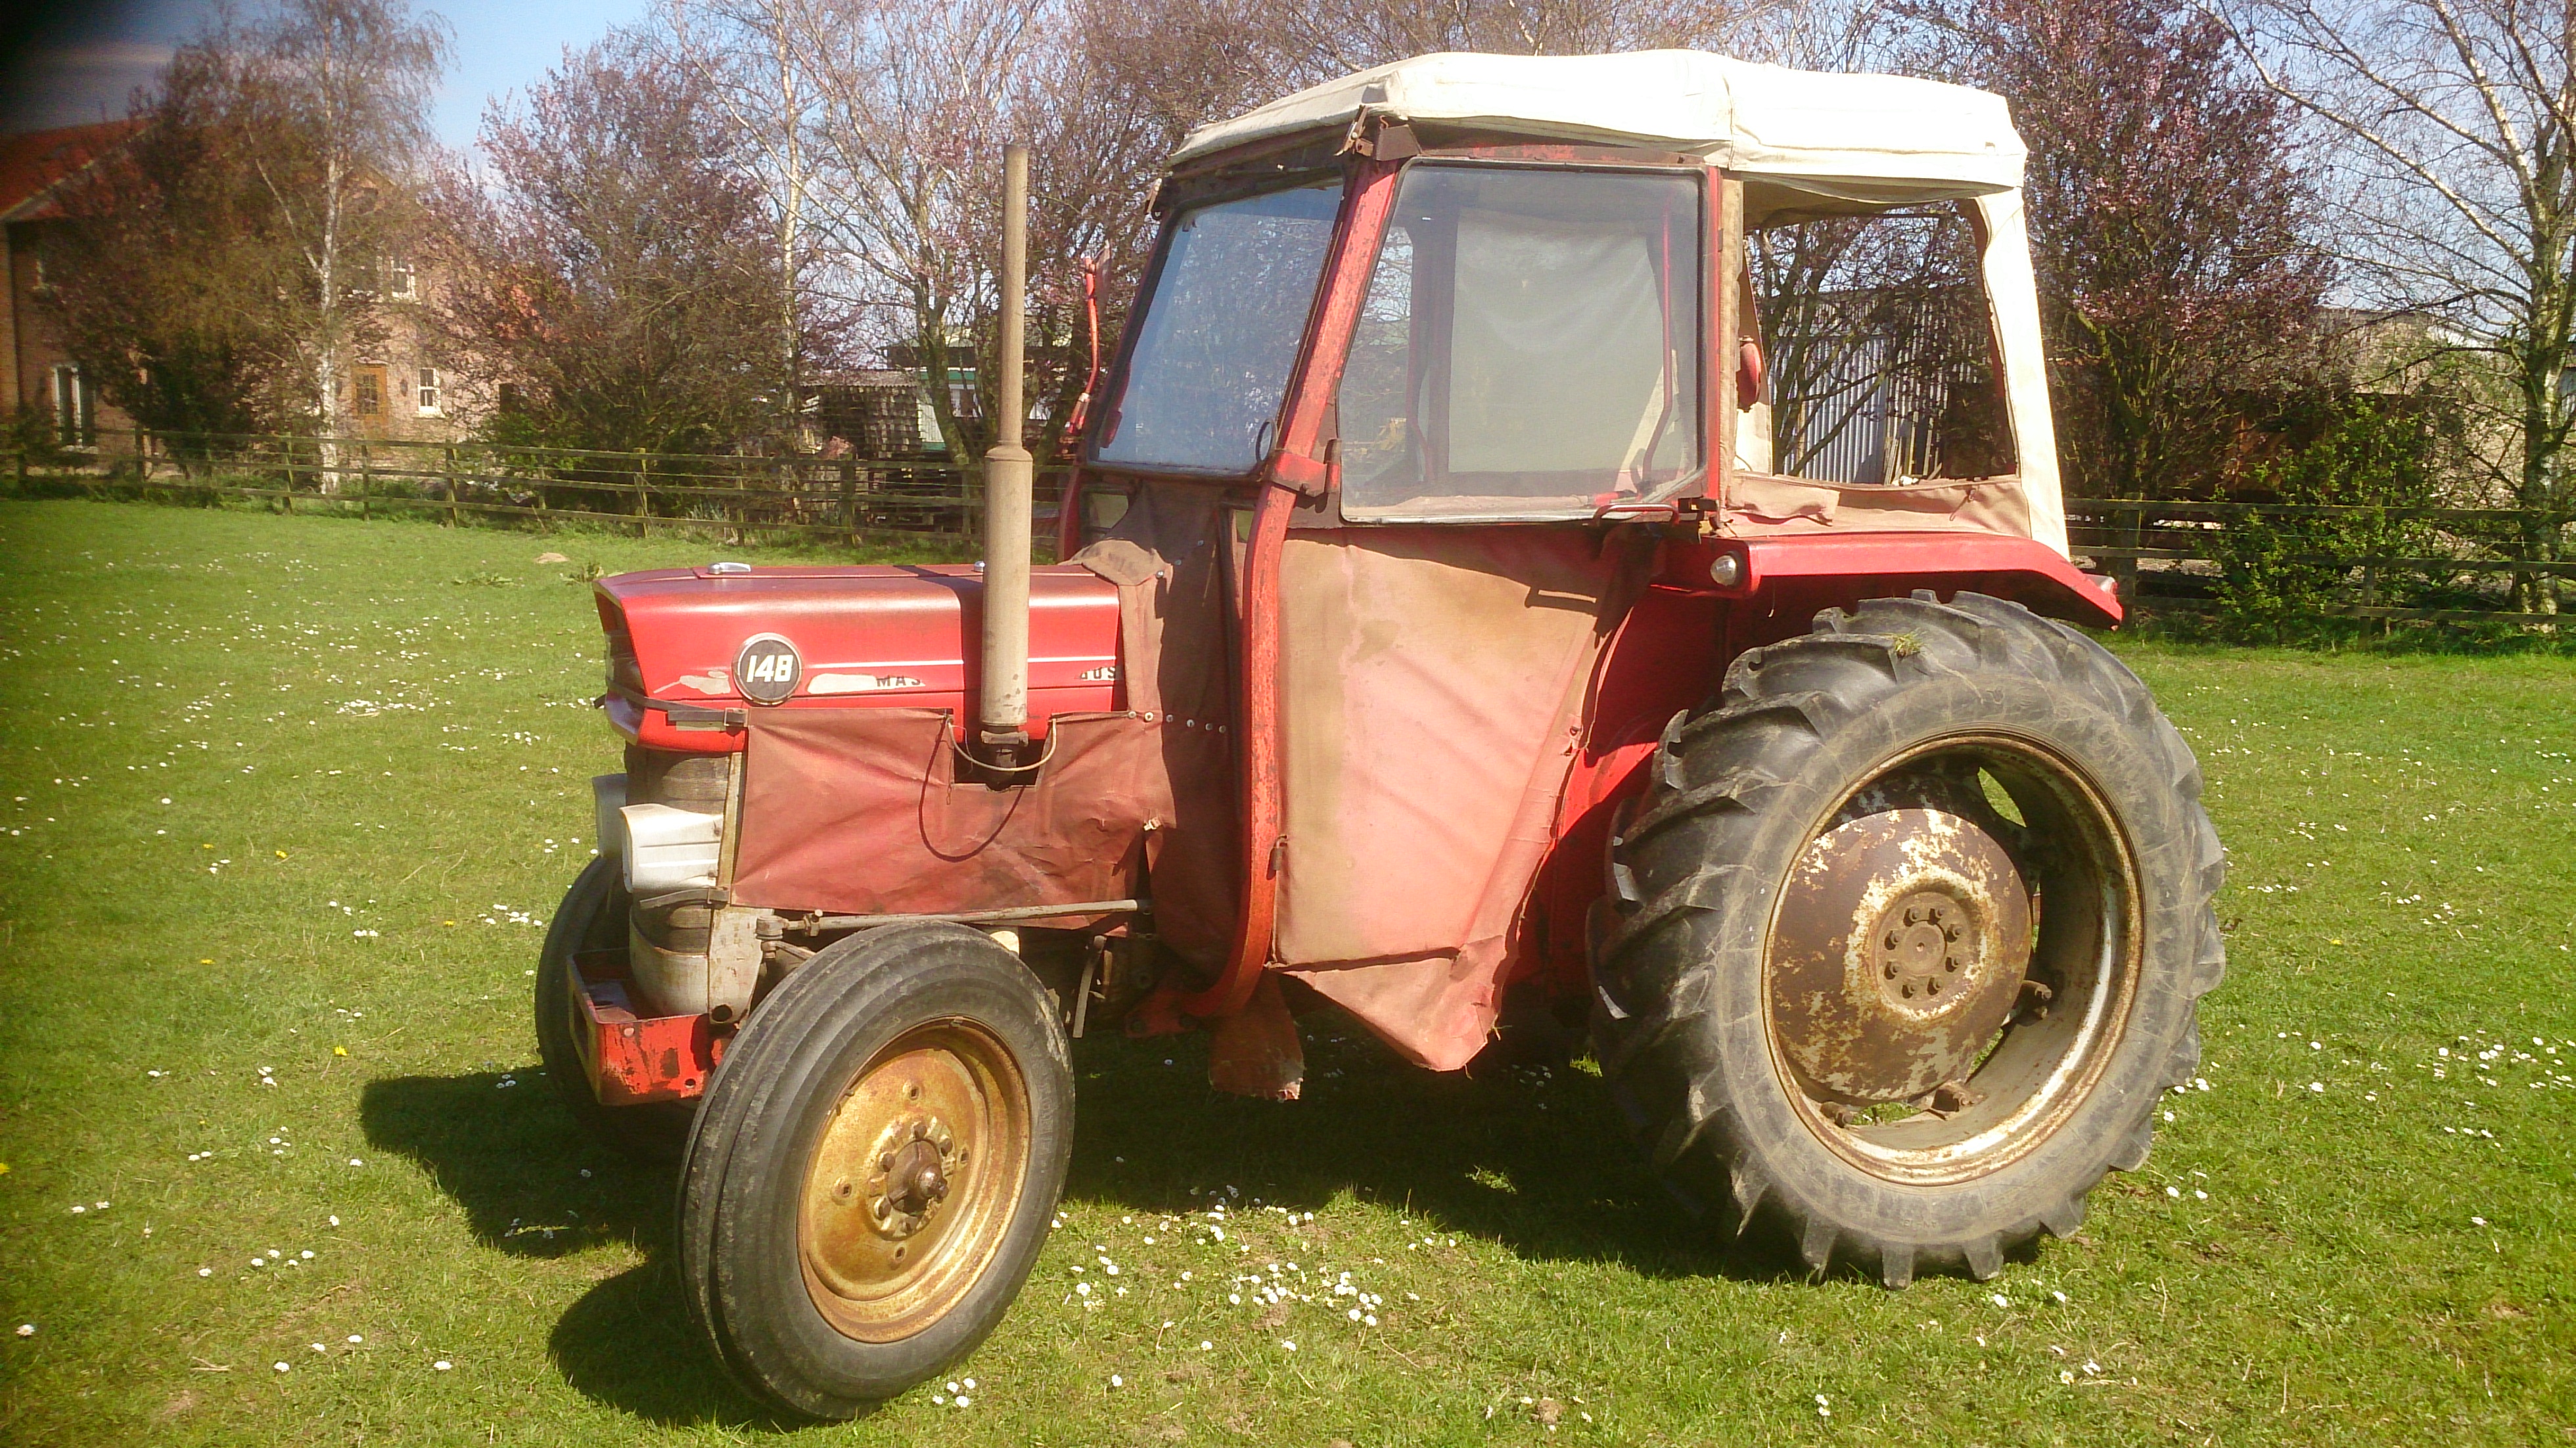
1523,530,2119,1004
1678,532,2122,636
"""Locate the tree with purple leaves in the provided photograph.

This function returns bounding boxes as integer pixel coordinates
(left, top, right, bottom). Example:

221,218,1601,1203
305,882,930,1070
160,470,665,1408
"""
1910,0,2335,501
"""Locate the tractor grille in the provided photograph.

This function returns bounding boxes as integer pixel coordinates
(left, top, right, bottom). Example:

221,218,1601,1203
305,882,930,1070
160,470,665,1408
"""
624,747,733,957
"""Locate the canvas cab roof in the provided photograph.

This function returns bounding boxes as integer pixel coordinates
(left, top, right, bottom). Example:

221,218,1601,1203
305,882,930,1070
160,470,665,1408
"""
1172,50,2027,208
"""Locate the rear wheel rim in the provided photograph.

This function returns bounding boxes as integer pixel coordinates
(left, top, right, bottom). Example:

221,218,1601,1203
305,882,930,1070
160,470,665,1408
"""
1762,733,2142,1186
797,1020,1031,1343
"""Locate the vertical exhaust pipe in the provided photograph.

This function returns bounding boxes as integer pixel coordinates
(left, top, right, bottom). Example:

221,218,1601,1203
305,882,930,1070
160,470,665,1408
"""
978,143,1033,765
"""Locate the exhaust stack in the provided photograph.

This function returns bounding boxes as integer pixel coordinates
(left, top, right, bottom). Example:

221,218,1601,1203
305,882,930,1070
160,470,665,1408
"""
978,143,1033,762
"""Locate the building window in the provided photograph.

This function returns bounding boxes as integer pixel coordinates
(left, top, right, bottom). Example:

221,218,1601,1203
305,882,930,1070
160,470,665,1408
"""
50,364,92,447
353,366,386,418
417,366,442,416
386,257,416,300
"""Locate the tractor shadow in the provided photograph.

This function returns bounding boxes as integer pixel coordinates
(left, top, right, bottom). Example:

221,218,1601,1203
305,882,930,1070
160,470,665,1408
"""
359,1070,800,1429
360,1023,1840,1428
1061,1012,1820,1288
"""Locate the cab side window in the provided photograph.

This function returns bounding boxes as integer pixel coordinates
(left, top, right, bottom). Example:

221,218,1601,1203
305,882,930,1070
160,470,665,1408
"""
1338,165,1703,520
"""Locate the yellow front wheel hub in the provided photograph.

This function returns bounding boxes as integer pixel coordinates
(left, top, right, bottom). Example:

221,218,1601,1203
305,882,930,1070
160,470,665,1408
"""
798,1021,1031,1343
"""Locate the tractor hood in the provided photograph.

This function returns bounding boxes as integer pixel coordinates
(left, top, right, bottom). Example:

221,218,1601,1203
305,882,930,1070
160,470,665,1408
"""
595,564,1124,753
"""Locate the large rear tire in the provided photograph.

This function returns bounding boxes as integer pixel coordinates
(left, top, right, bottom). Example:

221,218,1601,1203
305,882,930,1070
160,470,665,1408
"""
1591,592,2224,1287
679,922,1072,1418
534,856,694,1160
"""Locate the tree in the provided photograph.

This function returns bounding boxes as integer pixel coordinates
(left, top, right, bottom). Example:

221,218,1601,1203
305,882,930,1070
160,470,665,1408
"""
790,0,1055,463
227,0,448,449
1909,0,2334,501
428,34,805,454
43,116,294,444
2219,0,2576,614
42,0,448,454
1054,0,1768,451
653,0,1773,474
662,0,829,440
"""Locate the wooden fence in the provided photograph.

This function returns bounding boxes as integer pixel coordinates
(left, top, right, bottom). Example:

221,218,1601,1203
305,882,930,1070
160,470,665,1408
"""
2065,497,2573,626
5,437,2567,625
0,427,1069,545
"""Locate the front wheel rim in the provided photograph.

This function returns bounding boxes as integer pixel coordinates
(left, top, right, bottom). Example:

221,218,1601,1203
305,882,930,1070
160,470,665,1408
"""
1762,733,2144,1187
797,1020,1031,1343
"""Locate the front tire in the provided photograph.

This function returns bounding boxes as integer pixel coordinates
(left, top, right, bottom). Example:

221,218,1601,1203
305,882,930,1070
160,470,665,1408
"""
679,922,1073,1418
1592,592,2224,1287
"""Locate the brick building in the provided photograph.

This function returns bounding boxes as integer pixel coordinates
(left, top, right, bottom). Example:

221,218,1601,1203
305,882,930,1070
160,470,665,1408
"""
0,122,142,449
0,122,465,451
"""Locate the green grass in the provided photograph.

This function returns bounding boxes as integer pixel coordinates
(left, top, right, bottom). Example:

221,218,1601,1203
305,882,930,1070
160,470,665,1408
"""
0,498,2570,1445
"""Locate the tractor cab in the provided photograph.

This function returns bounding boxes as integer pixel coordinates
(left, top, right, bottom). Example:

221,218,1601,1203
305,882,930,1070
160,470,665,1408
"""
536,52,2212,1420
1059,50,2109,1074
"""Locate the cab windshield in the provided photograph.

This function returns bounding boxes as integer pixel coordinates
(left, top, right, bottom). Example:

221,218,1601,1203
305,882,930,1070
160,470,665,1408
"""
1093,179,1344,474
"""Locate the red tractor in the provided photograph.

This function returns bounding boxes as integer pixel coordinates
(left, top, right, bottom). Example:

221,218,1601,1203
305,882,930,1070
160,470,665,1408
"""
537,51,2222,1418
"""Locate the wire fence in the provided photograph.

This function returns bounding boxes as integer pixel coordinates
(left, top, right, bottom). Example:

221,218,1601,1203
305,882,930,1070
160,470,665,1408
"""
0,427,1068,547
2067,497,2575,625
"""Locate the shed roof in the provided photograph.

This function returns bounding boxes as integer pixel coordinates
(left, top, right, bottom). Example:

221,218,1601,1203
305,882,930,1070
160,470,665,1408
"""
1172,51,2025,202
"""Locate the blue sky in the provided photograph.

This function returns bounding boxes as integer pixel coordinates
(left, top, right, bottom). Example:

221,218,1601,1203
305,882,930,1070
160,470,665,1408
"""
1,0,653,148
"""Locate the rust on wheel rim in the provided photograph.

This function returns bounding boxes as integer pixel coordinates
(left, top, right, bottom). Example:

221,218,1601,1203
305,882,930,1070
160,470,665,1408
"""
798,1020,1030,1343
1772,809,2033,1105
1763,735,2143,1187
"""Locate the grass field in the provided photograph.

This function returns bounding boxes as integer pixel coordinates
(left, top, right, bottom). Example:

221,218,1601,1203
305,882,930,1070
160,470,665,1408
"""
0,498,2570,1447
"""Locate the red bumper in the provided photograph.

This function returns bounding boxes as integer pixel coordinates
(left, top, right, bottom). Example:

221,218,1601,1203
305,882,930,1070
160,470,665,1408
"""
568,950,721,1105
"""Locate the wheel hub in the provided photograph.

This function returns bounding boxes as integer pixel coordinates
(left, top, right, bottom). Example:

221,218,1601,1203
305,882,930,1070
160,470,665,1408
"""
1872,892,1977,1012
797,1023,1027,1343
1770,807,2032,1105
864,1116,955,1238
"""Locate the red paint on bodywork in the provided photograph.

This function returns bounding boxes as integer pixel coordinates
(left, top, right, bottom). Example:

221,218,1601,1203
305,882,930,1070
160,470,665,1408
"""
1176,478,1291,1020
1179,159,1404,1024
1686,532,2122,627
596,564,1123,753
571,949,720,1104
1527,578,1724,996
